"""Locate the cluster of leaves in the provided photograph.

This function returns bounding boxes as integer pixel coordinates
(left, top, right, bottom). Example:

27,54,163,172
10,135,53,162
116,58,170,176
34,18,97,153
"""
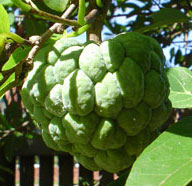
107,0,192,68
0,0,75,183
109,66,192,186
0,88,36,183
107,1,192,185
0,0,107,184
1,0,192,185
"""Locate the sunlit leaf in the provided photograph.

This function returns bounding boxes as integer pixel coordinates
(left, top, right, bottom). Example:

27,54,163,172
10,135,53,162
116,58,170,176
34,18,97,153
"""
2,45,31,71
43,0,70,12
0,4,10,33
126,117,192,186
167,67,192,108
0,0,13,6
8,13,14,26
0,73,15,99
5,32,25,43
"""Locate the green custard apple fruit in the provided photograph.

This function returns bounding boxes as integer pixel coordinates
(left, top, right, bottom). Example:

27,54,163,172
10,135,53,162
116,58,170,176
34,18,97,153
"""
21,32,172,173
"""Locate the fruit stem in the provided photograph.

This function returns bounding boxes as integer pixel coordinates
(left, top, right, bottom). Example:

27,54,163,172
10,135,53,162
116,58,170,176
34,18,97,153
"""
86,0,111,43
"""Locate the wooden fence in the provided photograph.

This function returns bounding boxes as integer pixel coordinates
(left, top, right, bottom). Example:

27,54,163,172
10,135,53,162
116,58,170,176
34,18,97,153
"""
3,135,116,186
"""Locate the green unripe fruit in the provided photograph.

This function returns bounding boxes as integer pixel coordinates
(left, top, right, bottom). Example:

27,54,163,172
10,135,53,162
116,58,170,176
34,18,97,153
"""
21,32,172,173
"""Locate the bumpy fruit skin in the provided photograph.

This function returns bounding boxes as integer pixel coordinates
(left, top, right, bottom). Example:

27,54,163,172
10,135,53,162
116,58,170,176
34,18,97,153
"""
21,32,172,173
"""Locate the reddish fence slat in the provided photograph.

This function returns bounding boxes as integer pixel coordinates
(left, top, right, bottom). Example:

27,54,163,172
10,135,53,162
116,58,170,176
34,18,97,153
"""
14,137,117,186
39,156,54,186
58,155,74,186
19,156,34,186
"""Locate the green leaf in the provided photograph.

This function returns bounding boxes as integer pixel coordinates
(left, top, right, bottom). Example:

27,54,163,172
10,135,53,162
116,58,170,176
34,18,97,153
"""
126,117,192,186
136,8,189,33
0,36,6,55
4,135,15,162
4,32,25,43
0,32,25,55
0,45,30,98
0,6,24,45
0,4,10,33
96,0,103,8
175,49,183,65
43,0,70,12
0,165,13,175
167,67,192,108
0,73,15,99
0,177,5,183
2,45,31,71
0,0,13,6
24,18,48,36
0,32,25,44
8,13,14,26
11,0,31,12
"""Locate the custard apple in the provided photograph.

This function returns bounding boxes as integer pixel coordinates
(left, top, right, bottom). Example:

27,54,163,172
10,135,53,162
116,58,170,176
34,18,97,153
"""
21,32,172,173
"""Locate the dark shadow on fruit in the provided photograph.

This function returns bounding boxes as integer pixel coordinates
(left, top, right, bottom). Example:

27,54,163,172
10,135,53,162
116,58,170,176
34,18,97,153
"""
68,70,78,114
59,48,82,62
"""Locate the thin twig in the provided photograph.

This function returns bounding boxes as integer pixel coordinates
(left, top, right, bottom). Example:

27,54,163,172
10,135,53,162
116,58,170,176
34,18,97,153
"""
87,0,111,43
25,3,77,64
0,121,30,140
31,8,80,26
0,1,104,91
185,32,188,54
152,0,161,9
0,3,77,91
172,40,192,43
183,32,189,66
